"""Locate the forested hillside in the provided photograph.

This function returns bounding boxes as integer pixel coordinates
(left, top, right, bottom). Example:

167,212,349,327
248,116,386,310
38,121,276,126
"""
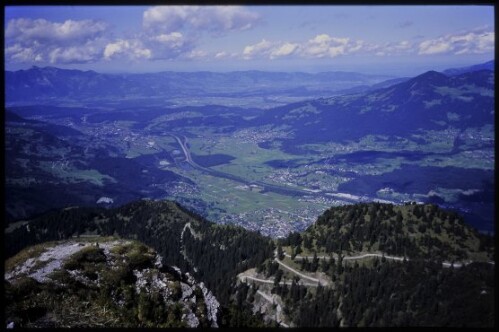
5,199,274,324
4,200,495,327
296,202,494,262
253,202,495,327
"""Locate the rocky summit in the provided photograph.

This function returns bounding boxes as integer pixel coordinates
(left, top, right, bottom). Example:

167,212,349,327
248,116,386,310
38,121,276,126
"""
4,237,219,328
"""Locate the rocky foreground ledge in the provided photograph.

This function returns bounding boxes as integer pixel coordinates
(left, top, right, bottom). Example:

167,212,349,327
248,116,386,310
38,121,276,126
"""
4,236,219,328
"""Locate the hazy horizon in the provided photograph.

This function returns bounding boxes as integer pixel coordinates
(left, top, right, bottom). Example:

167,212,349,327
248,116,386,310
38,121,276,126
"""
5,58,494,77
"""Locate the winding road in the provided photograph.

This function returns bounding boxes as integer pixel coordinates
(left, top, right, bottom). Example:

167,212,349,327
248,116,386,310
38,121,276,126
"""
239,275,321,288
283,252,494,269
284,252,406,262
237,247,494,328
274,255,329,286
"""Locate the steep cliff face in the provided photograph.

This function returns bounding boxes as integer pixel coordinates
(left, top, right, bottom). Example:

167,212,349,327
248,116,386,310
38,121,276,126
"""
4,237,219,328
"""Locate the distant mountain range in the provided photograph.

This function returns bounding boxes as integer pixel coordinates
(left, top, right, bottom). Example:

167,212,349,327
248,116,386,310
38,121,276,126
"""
253,68,494,144
330,76,411,96
5,60,493,105
443,60,494,76
5,66,395,103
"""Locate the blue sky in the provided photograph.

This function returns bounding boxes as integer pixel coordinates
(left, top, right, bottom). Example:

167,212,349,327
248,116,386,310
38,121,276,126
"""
4,5,494,75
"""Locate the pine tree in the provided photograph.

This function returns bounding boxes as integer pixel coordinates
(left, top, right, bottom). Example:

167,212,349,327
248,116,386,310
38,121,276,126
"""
296,244,302,256
277,243,284,260
274,269,283,286
311,252,319,272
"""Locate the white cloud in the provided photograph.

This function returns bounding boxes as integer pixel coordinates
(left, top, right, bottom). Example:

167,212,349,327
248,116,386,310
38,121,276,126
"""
49,45,102,64
331,37,349,45
419,30,494,55
376,40,414,56
348,40,366,53
4,16,195,65
148,33,195,60
152,32,185,48
143,6,192,32
139,6,261,60
215,51,228,59
191,6,260,31
269,43,299,59
395,40,411,50
240,34,377,61
143,6,260,34
235,27,494,62
104,39,151,60
214,51,239,59
303,34,332,57
328,46,346,57
185,49,208,59
6,13,493,67
243,39,272,59
311,34,332,44
5,18,108,64
6,44,42,62
104,32,195,61
302,34,354,58
476,31,494,52
6,18,107,45
418,40,451,55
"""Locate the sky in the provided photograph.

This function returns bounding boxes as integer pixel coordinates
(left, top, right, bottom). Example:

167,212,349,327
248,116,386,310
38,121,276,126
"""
4,5,495,76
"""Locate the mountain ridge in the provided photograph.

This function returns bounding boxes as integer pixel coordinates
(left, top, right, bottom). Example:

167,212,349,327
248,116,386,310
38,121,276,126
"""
5,66,395,103
250,68,494,145
443,60,494,76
